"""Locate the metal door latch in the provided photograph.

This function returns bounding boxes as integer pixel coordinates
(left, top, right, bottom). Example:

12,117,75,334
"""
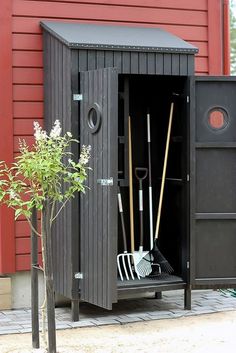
73,94,83,101
97,177,113,186
74,272,83,279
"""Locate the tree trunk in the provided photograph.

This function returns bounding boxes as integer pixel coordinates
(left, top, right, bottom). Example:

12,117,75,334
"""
31,207,40,349
42,199,57,353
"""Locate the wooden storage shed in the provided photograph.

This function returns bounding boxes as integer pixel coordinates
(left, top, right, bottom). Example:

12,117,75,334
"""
41,19,236,320
0,0,233,310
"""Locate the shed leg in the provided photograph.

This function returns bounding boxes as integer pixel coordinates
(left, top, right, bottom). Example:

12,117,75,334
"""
155,292,162,299
184,285,191,310
71,299,80,322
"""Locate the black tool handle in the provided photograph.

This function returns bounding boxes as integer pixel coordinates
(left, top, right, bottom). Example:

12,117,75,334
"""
118,186,128,252
135,167,148,248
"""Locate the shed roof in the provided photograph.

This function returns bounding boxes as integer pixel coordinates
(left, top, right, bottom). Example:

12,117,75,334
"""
41,21,198,54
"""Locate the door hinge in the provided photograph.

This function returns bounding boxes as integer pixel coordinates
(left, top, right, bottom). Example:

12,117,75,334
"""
73,94,83,101
187,96,190,103
187,174,190,182
97,177,113,186
74,272,83,279
187,261,190,269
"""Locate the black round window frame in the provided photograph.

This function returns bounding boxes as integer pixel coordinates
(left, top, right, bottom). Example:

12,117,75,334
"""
205,106,229,133
87,103,102,134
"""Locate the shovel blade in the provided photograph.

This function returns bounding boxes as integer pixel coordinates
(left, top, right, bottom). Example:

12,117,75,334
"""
133,250,152,278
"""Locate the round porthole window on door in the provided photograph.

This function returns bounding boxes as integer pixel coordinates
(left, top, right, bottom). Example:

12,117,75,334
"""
207,107,229,132
87,103,102,134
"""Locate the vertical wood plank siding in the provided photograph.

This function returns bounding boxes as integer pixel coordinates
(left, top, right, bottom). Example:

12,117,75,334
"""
80,68,118,309
43,32,75,299
10,0,222,271
77,50,194,75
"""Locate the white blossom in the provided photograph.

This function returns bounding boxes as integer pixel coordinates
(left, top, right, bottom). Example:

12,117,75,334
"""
33,121,47,141
79,145,91,165
50,120,62,138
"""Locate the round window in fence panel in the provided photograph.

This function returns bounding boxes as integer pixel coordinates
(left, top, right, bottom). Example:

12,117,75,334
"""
87,103,102,134
207,108,229,132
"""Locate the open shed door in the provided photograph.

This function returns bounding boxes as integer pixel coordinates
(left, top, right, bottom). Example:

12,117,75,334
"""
80,67,118,309
190,77,236,287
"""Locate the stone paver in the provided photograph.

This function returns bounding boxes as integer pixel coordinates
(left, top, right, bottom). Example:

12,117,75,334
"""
0,290,236,335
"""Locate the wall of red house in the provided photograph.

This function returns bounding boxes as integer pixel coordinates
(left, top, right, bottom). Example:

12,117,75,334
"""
0,0,230,273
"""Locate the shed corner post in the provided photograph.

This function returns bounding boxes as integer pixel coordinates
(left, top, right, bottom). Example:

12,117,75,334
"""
71,299,80,322
184,285,192,310
0,0,15,274
223,0,231,75
207,0,224,75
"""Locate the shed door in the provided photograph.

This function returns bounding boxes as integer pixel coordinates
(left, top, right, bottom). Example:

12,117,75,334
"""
191,77,236,286
80,68,118,309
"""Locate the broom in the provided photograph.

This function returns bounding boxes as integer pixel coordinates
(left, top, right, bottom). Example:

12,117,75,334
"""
138,102,175,277
148,102,175,276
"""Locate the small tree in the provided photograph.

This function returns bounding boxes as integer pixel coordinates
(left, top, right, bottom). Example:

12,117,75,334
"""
0,120,91,353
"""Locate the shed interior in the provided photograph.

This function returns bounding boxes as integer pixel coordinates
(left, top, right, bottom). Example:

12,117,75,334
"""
116,74,189,290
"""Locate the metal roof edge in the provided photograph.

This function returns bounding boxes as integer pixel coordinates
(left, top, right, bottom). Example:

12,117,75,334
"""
68,42,198,54
40,21,71,47
40,21,199,55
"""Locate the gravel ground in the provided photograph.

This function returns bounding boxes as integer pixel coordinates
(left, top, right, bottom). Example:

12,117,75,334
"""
0,310,236,353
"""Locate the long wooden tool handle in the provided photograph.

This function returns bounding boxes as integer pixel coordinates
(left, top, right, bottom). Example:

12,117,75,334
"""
154,102,174,240
128,116,135,253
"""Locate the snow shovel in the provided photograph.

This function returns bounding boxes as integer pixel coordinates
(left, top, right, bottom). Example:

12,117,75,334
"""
117,186,140,280
133,167,152,277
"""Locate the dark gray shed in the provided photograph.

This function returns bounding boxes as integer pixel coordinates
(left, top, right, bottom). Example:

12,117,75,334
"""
41,21,236,320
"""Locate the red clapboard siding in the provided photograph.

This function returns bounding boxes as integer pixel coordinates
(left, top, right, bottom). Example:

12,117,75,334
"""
0,0,15,274
15,220,31,238
16,253,42,271
13,34,42,51
14,135,35,152
13,102,44,118
13,85,43,101
16,237,41,254
13,68,43,84
13,1,207,26
12,17,208,44
13,51,43,68
14,119,43,135
15,219,42,238
190,42,207,57
41,0,208,11
195,57,208,73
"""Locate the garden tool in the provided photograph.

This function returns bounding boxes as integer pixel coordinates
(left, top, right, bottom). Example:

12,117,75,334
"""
128,116,135,254
148,101,175,277
133,167,152,277
147,110,154,249
117,186,140,280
